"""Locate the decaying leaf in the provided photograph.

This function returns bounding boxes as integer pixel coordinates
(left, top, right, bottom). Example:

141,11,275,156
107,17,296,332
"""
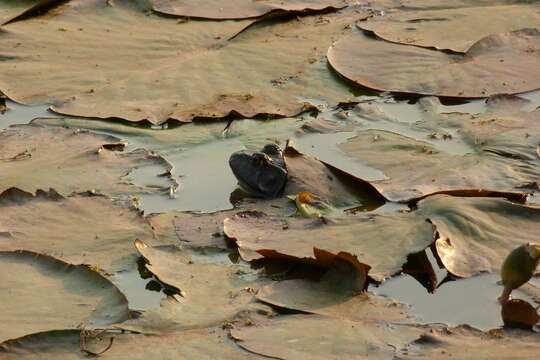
0,0,366,124
0,328,258,359
358,4,540,52
336,99,540,202
328,28,540,98
231,315,424,360
0,124,174,196
0,188,155,273
0,250,129,343
151,0,348,20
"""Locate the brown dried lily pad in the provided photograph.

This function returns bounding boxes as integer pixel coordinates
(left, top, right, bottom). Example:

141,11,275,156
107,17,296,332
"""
151,0,348,20
402,325,540,360
336,100,540,202
0,188,155,273
328,28,540,98
0,250,129,343
117,240,266,332
257,255,411,322
0,124,174,196
0,328,258,359
0,0,366,124
283,145,386,208
358,4,540,52
417,195,540,278
231,315,424,360
224,210,435,281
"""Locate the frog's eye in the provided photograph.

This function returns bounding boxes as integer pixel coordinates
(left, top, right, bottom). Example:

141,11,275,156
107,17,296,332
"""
252,154,264,167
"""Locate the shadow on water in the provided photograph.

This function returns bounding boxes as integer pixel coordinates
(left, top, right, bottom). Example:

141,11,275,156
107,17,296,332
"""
110,257,167,311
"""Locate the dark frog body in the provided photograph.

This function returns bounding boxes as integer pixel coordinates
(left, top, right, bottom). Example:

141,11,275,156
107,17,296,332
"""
229,144,288,198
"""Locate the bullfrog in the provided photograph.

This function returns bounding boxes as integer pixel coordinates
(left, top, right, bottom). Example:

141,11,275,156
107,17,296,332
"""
229,144,288,199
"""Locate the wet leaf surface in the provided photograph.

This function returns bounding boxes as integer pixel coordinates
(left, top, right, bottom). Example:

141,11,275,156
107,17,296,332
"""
231,315,424,360
0,251,129,343
336,98,540,202
358,4,540,52
0,188,154,273
151,0,348,20
328,28,540,98
0,124,174,196
0,327,260,359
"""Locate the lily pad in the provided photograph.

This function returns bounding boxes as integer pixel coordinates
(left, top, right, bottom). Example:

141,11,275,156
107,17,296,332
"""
283,145,386,208
0,0,366,124
0,188,155,273
327,28,540,98
358,4,540,52
257,256,411,322
223,210,435,281
336,99,540,202
403,326,540,360
231,315,423,360
151,0,348,20
0,124,174,196
0,250,129,343
418,195,540,278
118,240,266,332
0,328,258,359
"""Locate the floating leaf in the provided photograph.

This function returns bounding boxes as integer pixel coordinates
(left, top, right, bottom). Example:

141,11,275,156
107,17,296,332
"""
328,28,540,98
403,325,540,360
0,124,174,196
151,0,348,20
0,251,129,343
231,315,423,360
117,240,266,332
336,99,540,202
0,188,155,273
0,0,366,124
257,254,411,322
224,210,435,281
358,4,540,52
418,195,540,278
0,328,256,359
